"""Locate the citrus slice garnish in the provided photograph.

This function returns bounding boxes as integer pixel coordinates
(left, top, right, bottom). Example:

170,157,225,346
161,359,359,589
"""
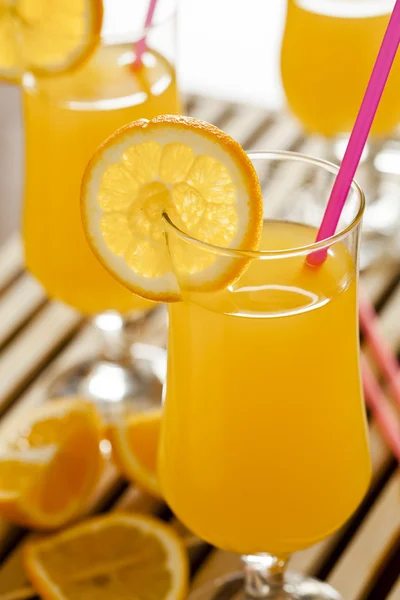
24,512,189,600
108,408,162,498
0,398,102,529
0,0,103,82
81,115,263,302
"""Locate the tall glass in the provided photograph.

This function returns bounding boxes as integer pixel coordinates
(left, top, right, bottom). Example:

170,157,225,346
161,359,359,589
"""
22,0,180,413
281,0,400,138
160,152,371,599
280,0,400,266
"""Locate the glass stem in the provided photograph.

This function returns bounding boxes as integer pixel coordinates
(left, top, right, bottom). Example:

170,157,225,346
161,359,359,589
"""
242,554,289,598
93,310,150,364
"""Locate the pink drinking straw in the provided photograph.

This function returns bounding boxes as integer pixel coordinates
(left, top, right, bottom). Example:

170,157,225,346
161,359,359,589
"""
308,0,400,266
359,292,400,414
133,0,159,69
307,0,400,462
362,357,400,462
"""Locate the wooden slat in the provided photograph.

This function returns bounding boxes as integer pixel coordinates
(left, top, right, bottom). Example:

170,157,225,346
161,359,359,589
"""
367,420,394,477
222,106,271,145
250,112,302,152
0,324,97,430
362,261,400,306
0,304,167,435
133,305,168,349
0,303,80,412
113,486,163,515
191,552,241,593
289,539,333,575
327,474,400,600
102,485,202,553
0,237,23,293
85,462,120,514
362,280,400,388
388,577,400,600
223,106,302,154
0,275,45,347
191,97,232,126
184,95,197,115
372,285,400,352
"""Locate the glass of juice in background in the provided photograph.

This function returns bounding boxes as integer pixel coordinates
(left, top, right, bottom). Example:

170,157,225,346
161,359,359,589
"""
23,0,181,414
280,0,400,266
160,151,371,599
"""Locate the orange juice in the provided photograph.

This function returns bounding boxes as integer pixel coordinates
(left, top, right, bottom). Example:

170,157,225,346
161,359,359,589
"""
160,221,371,555
281,0,400,137
23,43,181,314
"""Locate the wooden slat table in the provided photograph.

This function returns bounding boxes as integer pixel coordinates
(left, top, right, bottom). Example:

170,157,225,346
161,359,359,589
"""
0,97,399,600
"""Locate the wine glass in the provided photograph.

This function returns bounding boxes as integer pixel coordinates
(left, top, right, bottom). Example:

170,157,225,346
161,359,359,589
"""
22,0,181,416
160,151,371,599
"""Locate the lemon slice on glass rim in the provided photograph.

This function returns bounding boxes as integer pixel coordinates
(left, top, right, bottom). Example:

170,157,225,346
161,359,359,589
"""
81,115,263,302
0,0,103,82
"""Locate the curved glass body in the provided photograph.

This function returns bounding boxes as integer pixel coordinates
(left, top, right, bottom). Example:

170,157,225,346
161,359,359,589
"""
23,1,181,315
160,152,371,585
281,0,400,137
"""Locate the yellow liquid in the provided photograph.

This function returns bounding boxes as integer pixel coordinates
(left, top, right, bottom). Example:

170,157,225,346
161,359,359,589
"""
160,222,371,555
23,43,181,314
281,0,400,137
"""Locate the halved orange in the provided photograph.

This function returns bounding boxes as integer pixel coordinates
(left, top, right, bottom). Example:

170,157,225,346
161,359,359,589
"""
81,115,263,302
0,398,102,529
24,512,189,600
0,0,103,82
108,408,162,498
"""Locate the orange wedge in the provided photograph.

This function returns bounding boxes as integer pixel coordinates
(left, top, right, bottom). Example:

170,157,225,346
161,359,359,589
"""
109,408,162,497
24,512,189,600
81,115,263,302
0,399,102,529
0,0,103,82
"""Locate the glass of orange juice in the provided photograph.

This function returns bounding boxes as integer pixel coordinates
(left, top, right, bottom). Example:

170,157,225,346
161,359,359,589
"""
281,0,400,138
22,0,181,414
280,0,400,265
160,152,371,599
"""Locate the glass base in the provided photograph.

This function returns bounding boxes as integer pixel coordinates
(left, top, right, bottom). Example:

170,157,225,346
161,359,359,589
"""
189,572,343,600
47,343,166,420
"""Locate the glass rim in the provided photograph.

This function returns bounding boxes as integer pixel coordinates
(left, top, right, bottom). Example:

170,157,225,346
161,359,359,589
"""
102,0,178,45
163,150,365,260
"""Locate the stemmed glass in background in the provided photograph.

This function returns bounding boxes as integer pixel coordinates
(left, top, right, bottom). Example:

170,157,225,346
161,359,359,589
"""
22,0,181,415
280,0,400,266
160,151,371,600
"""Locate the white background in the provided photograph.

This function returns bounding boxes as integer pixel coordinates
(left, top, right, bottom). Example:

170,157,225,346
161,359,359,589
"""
178,0,287,108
